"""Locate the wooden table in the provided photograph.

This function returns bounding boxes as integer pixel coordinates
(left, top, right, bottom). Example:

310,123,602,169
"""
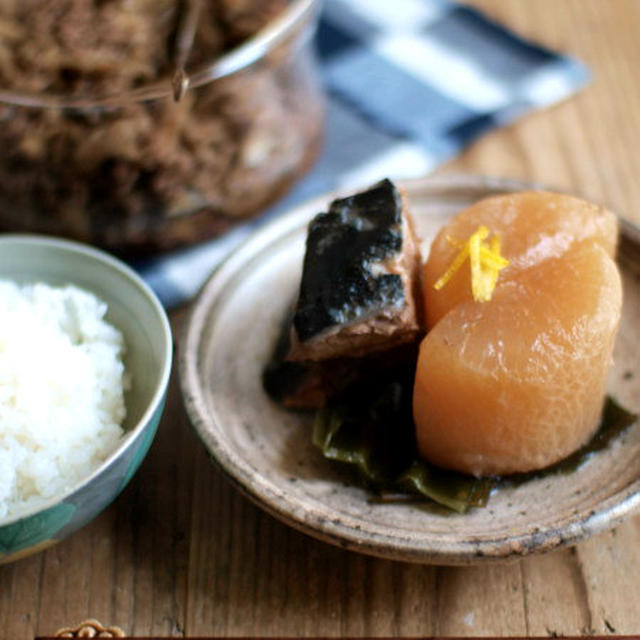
3,1,640,637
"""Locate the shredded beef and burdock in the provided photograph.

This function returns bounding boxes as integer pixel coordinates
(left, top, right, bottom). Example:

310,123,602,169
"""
0,0,323,254
264,179,424,409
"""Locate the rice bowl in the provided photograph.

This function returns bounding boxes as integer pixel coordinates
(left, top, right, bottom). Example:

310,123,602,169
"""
0,235,171,565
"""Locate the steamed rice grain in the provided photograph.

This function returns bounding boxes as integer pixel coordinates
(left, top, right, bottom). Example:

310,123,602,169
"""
0,281,128,520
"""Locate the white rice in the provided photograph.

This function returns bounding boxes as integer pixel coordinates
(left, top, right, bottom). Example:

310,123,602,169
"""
0,281,128,520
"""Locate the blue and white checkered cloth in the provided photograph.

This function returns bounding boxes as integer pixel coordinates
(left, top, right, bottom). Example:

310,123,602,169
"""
139,0,589,308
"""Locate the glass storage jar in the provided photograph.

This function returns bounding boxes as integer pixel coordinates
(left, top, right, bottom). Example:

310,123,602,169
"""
0,0,323,255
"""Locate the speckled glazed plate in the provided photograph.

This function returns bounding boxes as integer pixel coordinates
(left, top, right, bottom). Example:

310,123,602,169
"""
180,174,640,565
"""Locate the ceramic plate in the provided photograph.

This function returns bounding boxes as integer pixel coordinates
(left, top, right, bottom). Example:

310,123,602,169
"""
180,174,640,565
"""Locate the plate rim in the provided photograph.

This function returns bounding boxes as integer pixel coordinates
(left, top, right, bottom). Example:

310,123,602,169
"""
179,173,640,565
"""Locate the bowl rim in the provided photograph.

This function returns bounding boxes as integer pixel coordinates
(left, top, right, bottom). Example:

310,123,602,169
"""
0,233,173,528
0,0,320,109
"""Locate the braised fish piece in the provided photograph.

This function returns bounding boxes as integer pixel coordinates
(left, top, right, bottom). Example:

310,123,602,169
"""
288,179,422,362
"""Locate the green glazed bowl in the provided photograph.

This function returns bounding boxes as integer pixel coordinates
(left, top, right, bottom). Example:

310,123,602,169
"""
0,235,172,564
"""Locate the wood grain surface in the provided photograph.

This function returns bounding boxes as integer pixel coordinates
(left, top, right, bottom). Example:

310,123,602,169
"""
3,1,640,638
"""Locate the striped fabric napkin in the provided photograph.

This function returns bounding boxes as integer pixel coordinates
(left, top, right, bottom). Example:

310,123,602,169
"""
139,0,589,308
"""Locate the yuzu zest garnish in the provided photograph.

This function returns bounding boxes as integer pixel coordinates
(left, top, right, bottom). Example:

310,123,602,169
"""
433,225,509,302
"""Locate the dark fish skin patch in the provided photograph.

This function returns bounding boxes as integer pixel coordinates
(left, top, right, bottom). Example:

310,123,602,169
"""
293,179,405,341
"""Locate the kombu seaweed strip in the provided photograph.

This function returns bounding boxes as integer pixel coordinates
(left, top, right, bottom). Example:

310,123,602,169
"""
310,369,637,513
310,365,495,513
